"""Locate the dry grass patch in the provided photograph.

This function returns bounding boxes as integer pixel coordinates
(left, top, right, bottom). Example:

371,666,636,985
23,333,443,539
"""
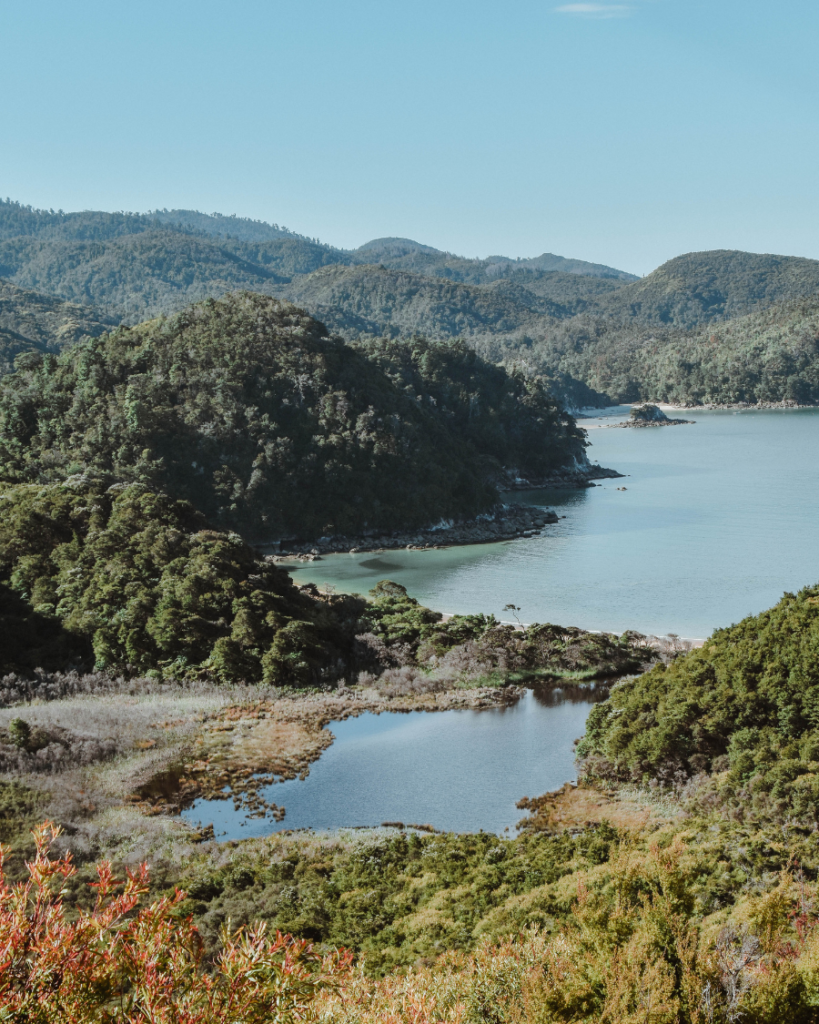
517,781,681,834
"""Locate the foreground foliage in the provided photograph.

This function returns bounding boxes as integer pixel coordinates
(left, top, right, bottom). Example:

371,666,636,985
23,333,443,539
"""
317,841,819,1023
0,824,350,1023
12,822,819,1022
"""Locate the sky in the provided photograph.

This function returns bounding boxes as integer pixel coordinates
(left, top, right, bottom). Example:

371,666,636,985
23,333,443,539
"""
2,0,819,276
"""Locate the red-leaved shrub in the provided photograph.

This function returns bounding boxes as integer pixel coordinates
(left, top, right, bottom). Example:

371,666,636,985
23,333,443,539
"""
0,823,351,1023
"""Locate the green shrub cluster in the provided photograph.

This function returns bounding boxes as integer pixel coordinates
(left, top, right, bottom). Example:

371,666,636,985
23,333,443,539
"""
578,584,819,823
168,827,617,976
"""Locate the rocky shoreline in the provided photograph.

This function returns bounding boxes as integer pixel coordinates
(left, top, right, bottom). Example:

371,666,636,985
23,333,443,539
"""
666,400,817,411
267,464,622,559
499,462,623,490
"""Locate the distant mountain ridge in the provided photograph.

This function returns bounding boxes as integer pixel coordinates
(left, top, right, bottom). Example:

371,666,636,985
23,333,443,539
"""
351,236,636,282
3,199,819,407
0,199,637,320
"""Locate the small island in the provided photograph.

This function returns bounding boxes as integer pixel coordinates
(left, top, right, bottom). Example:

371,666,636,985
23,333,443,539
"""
612,403,694,427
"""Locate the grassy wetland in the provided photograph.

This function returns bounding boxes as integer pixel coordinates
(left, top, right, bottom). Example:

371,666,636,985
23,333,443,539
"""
0,587,654,866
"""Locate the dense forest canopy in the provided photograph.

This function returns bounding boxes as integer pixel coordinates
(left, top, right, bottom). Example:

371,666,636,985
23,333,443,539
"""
0,480,369,683
486,295,819,405
0,292,586,539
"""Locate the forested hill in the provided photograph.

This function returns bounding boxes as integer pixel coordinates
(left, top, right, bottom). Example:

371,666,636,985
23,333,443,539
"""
0,292,587,540
0,280,117,375
594,249,819,328
5,199,819,406
507,294,819,405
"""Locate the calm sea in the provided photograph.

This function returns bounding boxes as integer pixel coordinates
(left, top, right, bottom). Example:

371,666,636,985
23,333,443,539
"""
287,407,819,639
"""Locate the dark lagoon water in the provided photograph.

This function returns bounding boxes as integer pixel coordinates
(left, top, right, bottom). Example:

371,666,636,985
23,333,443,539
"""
287,408,819,639
181,688,599,838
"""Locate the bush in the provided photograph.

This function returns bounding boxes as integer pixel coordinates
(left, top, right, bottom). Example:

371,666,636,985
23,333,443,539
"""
8,716,30,749
0,823,351,1023
577,584,819,824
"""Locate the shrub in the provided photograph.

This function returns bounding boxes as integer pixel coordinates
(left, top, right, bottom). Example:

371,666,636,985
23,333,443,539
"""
0,823,351,1023
8,716,30,749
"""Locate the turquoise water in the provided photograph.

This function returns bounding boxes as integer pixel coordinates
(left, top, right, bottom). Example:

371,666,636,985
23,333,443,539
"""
181,688,599,837
288,408,819,639
181,408,819,837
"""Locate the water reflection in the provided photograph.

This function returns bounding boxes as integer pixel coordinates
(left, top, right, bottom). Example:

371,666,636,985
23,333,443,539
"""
181,689,597,839
532,683,610,707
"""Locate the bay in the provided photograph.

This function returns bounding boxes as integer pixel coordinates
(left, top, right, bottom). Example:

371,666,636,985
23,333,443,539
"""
287,408,819,639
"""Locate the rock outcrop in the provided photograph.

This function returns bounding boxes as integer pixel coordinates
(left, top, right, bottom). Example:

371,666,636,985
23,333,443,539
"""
614,404,693,428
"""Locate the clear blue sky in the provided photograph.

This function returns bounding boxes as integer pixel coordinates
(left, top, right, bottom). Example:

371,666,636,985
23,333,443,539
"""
3,0,818,275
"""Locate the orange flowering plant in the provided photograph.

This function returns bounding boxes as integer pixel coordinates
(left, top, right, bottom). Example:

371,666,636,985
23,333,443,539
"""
0,823,351,1023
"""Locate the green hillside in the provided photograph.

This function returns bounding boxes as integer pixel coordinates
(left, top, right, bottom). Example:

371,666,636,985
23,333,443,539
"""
0,230,286,319
0,292,586,540
148,208,309,242
280,256,819,406
278,264,556,336
579,581,819,826
0,279,117,374
596,249,819,328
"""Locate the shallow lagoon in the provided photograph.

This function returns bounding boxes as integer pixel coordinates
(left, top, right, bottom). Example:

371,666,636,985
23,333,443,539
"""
181,688,599,838
288,408,819,639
